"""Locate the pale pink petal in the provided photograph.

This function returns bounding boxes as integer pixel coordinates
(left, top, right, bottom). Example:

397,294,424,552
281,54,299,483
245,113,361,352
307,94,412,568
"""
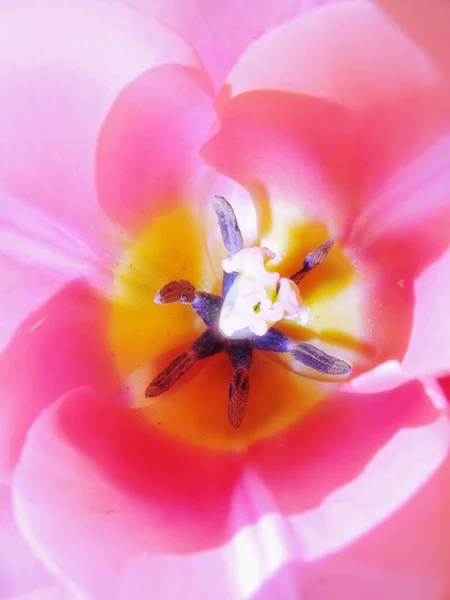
12,388,244,599
126,0,338,89
0,0,199,347
0,484,71,599
250,562,302,600
96,64,216,233
0,281,119,480
296,452,450,600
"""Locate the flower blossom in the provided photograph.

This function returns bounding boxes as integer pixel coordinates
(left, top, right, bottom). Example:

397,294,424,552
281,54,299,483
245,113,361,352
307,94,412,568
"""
0,1,450,599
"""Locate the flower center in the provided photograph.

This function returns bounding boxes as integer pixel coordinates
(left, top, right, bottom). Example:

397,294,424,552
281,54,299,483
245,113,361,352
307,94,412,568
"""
142,196,352,429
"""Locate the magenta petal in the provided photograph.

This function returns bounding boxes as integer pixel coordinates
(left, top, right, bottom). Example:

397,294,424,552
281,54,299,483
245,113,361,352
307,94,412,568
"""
0,280,118,480
96,65,216,233
12,388,245,599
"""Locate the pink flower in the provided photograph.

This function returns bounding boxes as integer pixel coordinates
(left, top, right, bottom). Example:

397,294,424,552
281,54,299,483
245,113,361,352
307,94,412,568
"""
1,0,450,598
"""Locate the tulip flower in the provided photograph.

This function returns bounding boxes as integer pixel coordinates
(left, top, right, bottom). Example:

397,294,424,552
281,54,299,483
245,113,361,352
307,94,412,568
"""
0,1,449,599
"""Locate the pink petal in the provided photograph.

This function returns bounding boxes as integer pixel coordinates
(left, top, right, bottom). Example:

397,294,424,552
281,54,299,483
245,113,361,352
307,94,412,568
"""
0,484,70,599
96,64,217,234
12,388,244,599
345,361,409,395
375,0,450,80
349,136,450,379
298,452,450,600
439,376,450,405
116,479,296,600
0,281,118,480
0,0,197,236
226,1,440,108
0,0,199,347
203,1,450,378
126,0,337,89
12,383,450,599
254,452,450,599
0,190,113,351
250,379,450,553
402,248,450,378
211,0,450,223
202,90,357,236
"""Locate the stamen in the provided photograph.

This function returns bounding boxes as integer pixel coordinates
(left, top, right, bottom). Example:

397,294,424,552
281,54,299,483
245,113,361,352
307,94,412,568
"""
291,239,334,284
191,328,224,359
227,340,253,370
228,367,250,429
145,329,224,397
290,342,351,378
155,280,222,328
252,327,291,352
226,340,253,428
212,195,243,255
155,279,196,304
145,351,197,397
191,292,223,327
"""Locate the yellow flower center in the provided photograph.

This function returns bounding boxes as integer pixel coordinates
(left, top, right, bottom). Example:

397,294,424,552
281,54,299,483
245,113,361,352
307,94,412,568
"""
108,202,370,451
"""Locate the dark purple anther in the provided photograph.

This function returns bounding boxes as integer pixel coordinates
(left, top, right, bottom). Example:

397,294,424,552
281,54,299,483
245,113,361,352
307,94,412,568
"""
226,340,253,428
145,329,224,398
290,342,351,377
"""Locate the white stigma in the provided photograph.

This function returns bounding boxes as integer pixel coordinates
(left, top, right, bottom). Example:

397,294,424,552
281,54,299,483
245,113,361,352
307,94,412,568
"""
219,247,310,339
